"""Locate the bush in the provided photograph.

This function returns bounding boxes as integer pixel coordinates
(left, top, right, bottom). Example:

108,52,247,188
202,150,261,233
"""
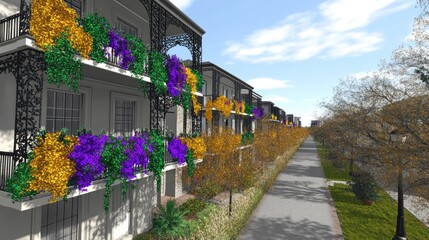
179,198,208,216
192,181,223,200
350,171,379,203
153,200,191,238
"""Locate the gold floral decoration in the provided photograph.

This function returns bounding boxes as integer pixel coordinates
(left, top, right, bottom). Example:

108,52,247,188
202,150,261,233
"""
30,0,92,58
29,132,78,202
233,100,245,114
205,100,213,121
213,95,234,118
185,67,202,115
181,137,206,159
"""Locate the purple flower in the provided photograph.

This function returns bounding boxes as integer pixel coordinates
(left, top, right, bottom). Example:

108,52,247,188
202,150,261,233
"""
69,134,108,191
121,133,153,180
166,55,186,97
252,107,264,120
107,31,135,70
168,137,188,165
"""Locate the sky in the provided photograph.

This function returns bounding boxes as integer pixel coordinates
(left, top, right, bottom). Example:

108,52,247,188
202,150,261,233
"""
169,0,421,126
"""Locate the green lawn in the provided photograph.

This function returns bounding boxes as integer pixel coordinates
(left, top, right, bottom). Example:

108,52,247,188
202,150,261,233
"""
317,144,429,239
330,184,429,239
316,145,352,181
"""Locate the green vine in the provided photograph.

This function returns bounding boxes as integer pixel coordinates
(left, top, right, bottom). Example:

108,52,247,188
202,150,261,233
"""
193,69,204,92
148,130,165,192
244,103,254,115
101,137,127,212
185,150,195,177
79,13,111,63
149,51,168,95
6,153,37,202
45,31,82,92
127,35,148,94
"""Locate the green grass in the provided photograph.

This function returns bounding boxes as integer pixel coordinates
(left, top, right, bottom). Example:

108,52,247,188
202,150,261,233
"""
317,145,352,181
317,144,429,239
330,184,429,240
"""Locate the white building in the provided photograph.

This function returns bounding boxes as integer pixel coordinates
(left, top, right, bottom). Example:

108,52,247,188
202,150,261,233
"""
0,0,204,239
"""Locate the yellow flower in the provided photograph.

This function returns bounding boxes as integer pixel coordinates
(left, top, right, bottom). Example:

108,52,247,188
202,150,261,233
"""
29,132,77,202
30,0,92,58
185,67,202,116
205,100,213,121
213,96,233,118
181,137,206,159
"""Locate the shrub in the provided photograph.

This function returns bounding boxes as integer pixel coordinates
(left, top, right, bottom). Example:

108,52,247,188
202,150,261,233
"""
179,198,208,216
350,171,379,203
153,200,191,238
192,181,223,200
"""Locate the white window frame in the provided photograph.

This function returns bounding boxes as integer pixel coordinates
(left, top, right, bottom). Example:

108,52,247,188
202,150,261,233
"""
110,92,142,136
43,87,91,133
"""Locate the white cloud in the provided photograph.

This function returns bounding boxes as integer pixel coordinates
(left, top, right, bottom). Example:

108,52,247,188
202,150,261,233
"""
246,77,290,90
169,0,195,10
224,0,412,63
263,95,291,104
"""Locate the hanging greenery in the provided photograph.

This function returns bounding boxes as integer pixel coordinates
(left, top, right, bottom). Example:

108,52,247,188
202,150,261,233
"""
79,13,112,63
126,35,148,93
185,150,195,177
101,136,127,211
148,130,165,192
6,155,37,202
244,103,254,115
193,69,204,92
149,51,168,95
45,32,82,92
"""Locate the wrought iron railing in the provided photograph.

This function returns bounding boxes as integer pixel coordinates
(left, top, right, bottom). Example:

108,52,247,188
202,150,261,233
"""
0,151,15,191
0,13,21,43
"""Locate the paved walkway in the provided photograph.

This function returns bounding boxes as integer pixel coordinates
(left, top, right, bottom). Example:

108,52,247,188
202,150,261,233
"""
239,137,343,240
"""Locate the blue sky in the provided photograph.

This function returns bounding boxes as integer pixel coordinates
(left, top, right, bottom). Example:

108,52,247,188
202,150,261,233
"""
170,0,420,126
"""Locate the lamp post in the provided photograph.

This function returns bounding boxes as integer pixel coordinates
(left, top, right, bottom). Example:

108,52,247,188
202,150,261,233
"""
390,129,407,240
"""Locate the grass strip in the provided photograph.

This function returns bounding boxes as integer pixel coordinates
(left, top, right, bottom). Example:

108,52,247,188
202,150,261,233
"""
330,184,429,239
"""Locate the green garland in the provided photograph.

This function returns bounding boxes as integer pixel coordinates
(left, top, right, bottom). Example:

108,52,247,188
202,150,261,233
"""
45,32,82,92
244,103,254,115
185,150,195,177
241,132,254,145
79,13,111,63
6,153,37,202
148,130,165,192
127,35,148,94
193,69,204,92
101,137,127,212
149,51,168,95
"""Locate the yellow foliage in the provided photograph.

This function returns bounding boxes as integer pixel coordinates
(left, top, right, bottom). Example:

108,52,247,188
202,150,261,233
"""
29,132,78,202
181,137,207,159
213,96,233,118
185,67,202,116
30,0,92,58
205,100,213,121
233,100,245,114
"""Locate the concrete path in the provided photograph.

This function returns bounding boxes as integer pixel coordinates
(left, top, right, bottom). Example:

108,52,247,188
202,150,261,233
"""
239,137,343,240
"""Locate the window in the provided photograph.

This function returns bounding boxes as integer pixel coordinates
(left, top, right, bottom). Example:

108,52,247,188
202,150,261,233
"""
41,197,79,240
64,0,82,17
114,99,136,135
46,90,81,134
116,18,138,37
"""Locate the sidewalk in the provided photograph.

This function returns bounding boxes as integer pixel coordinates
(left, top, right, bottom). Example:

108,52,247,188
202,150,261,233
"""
239,137,343,240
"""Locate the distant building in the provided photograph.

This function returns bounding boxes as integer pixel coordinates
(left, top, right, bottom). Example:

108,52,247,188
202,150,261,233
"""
311,120,321,127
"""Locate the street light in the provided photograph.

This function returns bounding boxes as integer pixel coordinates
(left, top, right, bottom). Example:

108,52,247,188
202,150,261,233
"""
390,129,407,240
